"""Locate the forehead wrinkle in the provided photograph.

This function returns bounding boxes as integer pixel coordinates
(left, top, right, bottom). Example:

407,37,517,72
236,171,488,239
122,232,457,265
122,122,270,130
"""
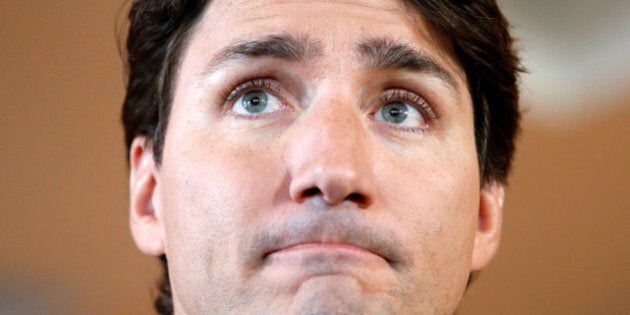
357,37,460,95
228,0,407,22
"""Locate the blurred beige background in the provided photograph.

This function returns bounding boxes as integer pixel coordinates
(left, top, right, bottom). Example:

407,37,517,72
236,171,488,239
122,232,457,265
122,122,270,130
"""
1,1,628,314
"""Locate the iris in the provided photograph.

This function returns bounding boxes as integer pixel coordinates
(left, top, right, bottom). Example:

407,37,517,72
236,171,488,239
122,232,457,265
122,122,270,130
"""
381,102,408,124
242,91,268,113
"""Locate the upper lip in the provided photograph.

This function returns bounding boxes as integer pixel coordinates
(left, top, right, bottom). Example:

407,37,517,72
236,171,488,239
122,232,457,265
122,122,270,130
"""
248,211,402,266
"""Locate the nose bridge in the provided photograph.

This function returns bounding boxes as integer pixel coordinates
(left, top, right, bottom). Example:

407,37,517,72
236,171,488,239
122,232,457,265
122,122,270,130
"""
312,94,362,159
285,87,374,206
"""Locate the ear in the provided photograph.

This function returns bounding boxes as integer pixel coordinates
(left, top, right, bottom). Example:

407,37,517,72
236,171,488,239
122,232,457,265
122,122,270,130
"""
471,181,505,271
128,136,165,256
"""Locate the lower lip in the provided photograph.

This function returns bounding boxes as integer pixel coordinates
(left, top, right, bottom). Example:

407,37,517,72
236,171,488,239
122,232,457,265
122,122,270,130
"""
263,243,391,278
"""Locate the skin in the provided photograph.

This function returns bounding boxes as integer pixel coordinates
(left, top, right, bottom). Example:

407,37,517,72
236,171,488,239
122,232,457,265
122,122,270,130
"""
129,0,505,314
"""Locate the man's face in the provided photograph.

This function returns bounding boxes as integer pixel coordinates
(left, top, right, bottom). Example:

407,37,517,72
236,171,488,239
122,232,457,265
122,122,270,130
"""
130,0,504,313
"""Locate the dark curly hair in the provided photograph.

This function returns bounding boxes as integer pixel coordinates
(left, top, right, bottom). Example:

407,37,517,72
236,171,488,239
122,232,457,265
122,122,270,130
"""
121,1,523,314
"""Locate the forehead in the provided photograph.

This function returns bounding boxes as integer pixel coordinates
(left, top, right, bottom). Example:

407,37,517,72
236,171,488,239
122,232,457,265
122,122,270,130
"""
210,0,415,24
209,0,412,21
182,0,464,78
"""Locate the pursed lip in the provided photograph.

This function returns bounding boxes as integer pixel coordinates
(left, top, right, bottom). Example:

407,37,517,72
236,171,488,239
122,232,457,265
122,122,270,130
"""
263,236,393,264
242,211,405,269
272,242,375,255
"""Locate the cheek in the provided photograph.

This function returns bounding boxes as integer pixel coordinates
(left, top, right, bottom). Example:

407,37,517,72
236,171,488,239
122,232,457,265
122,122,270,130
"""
155,124,288,308
376,138,480,260
156,123,285,273
159,128,284,239
371,141,479,303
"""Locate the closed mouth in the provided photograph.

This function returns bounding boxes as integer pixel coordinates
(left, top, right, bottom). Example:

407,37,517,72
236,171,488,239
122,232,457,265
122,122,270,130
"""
264,240,393,265
270,242,377,256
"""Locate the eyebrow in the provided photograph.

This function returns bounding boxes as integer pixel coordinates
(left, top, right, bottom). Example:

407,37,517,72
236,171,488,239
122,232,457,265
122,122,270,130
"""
201,34,459,93
358,38,459,93
202,33,322,74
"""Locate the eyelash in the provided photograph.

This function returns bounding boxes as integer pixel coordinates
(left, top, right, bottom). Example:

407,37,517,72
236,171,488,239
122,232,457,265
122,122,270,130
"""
223,78,282,105
378,89,438,122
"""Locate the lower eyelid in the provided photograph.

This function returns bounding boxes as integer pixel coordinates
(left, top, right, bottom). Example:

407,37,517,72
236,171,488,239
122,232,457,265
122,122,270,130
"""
371,119,429,134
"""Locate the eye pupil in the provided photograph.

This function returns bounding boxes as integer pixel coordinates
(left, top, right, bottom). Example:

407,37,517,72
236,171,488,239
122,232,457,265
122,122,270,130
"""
381,102,408,124
242,91,268,113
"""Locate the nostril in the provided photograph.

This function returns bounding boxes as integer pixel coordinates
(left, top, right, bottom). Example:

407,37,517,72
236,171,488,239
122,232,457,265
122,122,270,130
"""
303,187,321,198
297,188,369,206
347,193,367,204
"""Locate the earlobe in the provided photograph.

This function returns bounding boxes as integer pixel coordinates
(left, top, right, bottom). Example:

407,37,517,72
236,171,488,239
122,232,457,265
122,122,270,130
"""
129,136,165,256
471,181,505,271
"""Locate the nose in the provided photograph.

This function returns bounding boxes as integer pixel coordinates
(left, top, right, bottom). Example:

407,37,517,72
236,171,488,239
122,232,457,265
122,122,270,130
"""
285,95,375,208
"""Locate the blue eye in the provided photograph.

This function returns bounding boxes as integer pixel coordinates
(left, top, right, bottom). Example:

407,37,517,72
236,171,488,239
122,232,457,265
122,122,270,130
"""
232,90,283,115
380,102,408,124
241,91,268,113
375,102,426,128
